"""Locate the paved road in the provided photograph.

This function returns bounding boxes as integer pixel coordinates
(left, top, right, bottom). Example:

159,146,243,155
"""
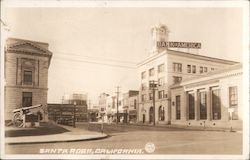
5,124,242,155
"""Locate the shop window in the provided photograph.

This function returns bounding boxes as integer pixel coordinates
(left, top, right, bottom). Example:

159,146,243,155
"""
176,95,181,120
188,93,195,120
199,91,207,120
212,89,221,120
22,92,32,107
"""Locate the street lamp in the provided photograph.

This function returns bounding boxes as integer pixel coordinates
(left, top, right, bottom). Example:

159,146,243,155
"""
73,101,76,128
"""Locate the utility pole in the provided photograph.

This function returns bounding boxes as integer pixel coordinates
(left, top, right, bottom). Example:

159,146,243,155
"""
149,80,157,126
115,86,120,124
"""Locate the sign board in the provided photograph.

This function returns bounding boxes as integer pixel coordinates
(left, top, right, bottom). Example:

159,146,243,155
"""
157,41,201,49
149,82,157,89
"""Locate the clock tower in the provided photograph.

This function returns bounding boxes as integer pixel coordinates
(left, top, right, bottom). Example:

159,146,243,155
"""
151,24,170,53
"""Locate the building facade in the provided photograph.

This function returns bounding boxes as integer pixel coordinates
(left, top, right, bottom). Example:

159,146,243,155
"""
123,90,139,123
4,38,53,121
137,24,238,125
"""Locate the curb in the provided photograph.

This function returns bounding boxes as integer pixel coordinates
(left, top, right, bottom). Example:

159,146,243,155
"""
6,133,108,145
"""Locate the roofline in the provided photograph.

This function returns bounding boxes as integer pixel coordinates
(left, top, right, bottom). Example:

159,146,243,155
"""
7,37,49,45
137,49,239,67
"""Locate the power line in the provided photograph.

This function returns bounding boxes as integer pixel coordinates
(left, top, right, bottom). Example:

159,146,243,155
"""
54,51,139,64
53,56,136,69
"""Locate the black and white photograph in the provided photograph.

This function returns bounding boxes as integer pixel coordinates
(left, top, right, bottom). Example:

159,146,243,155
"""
0,0,249,159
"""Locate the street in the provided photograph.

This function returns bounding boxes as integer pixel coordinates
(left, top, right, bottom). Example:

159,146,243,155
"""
5,123,242,155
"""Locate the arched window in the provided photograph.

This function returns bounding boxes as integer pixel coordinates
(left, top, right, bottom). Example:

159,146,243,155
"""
158,106,165,121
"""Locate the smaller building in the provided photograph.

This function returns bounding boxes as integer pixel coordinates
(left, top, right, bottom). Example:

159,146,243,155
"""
170,64,242,129
123,90,139,123
48,103,88,123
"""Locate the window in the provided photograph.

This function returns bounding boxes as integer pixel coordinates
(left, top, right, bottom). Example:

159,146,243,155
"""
173,63,182,72
158,77,164,86
200,67,203,74
229,87,238,107
188,93,195,120
23,70,32,85
211,68,215,71
141,71,146,79
212,89,221,120
141,83,146,90
141,94,146,102
173,76,182,84
158,90,164,99
22,92,32,107
134,99,137,109
158,106,165,121
204,67,208,72
229,86,238,120
149,93,153,100
192,65,196,73
176,95,181,120
158,64,164,73
187,65,191,73
199,91,207,120
149,68,155,77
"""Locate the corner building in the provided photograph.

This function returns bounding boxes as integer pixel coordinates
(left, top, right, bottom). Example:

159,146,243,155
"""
4,38,52,121
137,24,238,125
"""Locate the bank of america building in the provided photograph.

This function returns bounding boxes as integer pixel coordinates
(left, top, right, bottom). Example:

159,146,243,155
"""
137,24,242,129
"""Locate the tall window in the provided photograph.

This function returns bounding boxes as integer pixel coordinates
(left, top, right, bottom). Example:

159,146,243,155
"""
188,93,195,120
141,71,146,79
134,99,137,109
173,76,182,84
158,64,164,73
176,95,181,120
187,65,191,73
141,83,146,90
199,91,207,120
212,89,221,120
22,92,32,107
158,106,165,121
192,65,196,73
200,67,204,74
229,86,238,120
149,93,153,100
158,77,164,86
149,68,155,77
158,90,164,99
173,63,182,72
204,67,208,73
141,94,146,102
23,70,32,85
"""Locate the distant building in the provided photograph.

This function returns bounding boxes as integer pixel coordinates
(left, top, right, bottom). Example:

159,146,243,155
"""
4,38,53,121
170,64,242,129
123,90,139,123
63,93,87,105
48,103,87,123
137,24,238,126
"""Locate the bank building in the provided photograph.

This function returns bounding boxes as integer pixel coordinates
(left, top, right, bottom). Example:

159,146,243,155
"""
137,24,242,129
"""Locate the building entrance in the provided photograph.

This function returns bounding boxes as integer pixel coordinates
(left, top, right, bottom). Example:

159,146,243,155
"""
149,107,154,123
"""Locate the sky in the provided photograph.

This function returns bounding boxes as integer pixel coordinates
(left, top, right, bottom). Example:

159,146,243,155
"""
2,7,243,104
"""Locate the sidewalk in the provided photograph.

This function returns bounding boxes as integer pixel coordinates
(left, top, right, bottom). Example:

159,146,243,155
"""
5,123,108,144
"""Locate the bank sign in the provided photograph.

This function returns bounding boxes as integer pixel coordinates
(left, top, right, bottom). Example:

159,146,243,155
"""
157,41,201,49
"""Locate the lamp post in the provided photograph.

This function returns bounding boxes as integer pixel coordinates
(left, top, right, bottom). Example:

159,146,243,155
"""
73,101,76,128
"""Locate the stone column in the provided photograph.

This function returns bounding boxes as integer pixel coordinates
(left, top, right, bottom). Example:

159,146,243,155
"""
195,90,199,121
